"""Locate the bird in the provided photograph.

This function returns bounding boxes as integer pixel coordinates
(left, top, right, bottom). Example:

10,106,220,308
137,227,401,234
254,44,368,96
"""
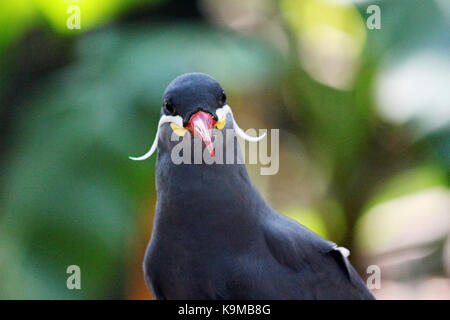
130,72,375,300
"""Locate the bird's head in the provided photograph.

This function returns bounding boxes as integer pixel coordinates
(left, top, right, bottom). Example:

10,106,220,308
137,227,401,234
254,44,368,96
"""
129,73,265,161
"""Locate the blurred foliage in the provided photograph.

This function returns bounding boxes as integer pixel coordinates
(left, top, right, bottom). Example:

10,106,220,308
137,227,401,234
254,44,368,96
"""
365,165,449,211
0,13,283,299
282,207,329,239
0,0,448,299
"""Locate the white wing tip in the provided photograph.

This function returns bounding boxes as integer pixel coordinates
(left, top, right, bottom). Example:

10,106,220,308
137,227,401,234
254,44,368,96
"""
336,246,350,258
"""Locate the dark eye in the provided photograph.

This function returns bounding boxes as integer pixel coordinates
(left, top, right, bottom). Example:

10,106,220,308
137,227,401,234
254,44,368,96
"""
219,91,227,106
163,101,175,115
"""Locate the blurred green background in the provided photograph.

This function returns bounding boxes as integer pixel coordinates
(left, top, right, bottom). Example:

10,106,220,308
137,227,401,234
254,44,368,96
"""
0,0,449,299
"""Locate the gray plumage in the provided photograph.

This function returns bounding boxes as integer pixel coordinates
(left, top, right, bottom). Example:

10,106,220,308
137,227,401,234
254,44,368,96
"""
143,73,374,300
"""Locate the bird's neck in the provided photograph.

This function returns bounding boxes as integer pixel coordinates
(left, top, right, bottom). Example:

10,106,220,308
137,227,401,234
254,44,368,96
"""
152,139,265,246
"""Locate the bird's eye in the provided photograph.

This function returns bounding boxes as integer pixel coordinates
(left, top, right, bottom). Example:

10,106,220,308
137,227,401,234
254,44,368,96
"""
219,91,227,106
163,101,175,115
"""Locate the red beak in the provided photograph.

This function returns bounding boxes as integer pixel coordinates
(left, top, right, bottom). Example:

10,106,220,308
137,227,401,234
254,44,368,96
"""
186,111,216,158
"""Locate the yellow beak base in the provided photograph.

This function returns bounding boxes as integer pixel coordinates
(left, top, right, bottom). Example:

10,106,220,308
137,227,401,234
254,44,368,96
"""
170,122,188,136
215,117,226,130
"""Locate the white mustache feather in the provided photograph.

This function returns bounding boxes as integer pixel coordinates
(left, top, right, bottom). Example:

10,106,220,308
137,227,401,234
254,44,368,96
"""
217,105,266,143
129,104,266,161
129,115,183,161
